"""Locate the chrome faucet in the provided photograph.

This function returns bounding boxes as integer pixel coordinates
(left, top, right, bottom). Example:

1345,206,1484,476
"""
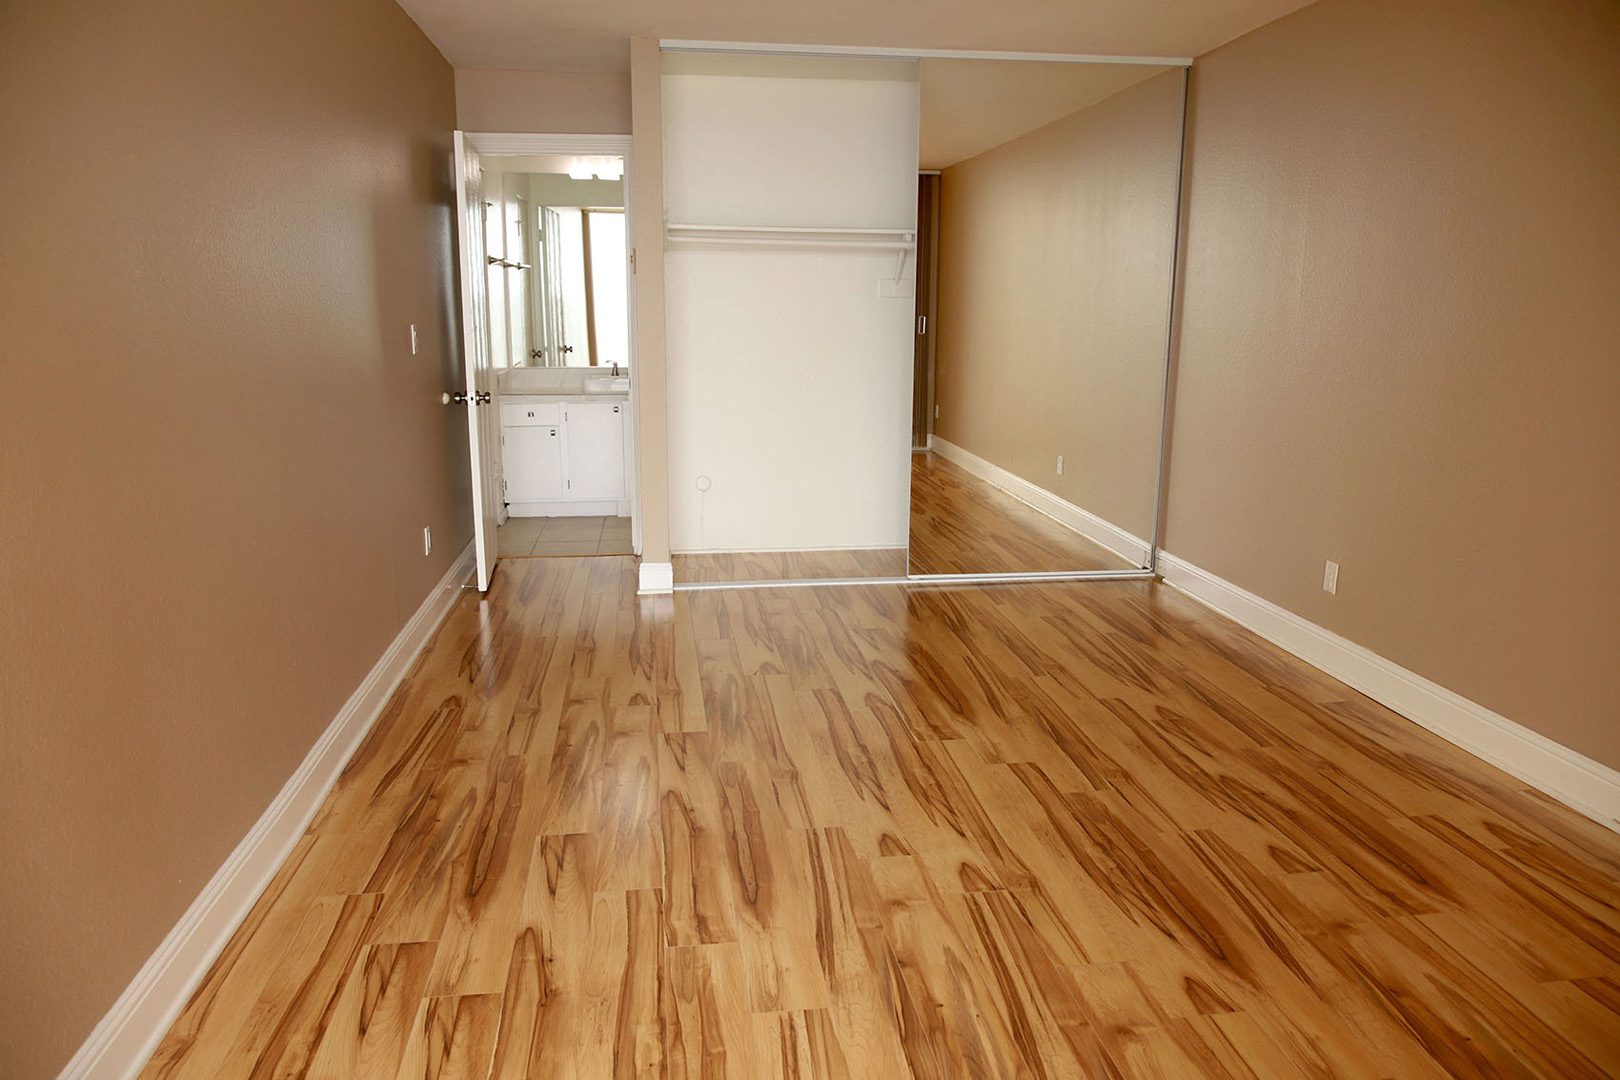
610,363,623,377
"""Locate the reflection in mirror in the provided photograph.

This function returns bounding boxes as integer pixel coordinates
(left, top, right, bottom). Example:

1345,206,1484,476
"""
907,61,1185,577
480,158,628,370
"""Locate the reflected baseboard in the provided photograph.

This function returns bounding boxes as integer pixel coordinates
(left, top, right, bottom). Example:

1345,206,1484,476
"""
928,437,1151,567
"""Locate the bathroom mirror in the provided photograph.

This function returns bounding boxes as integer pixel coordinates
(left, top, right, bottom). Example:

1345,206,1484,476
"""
906,59,1186,579
480,160,628,370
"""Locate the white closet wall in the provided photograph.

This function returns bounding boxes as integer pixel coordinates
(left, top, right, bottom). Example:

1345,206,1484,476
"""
663,57,920,554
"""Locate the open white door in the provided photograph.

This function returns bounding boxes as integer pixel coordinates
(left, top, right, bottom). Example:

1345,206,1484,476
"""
452,131,500,591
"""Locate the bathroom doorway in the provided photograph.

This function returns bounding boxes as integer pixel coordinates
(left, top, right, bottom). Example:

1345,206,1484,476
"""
451,133,639,586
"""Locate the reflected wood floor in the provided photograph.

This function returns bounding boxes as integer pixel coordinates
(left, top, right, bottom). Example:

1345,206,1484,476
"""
143,558,1620,1078
908,451,1135,575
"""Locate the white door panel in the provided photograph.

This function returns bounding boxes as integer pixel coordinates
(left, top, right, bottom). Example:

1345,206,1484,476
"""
564,403,625,500
503,426,564,501
452,131,500,590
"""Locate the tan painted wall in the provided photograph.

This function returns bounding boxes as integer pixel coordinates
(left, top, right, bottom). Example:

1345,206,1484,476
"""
934,70,1184,542
0,1,464,1075
1166,0,1620,767
455,68,631,133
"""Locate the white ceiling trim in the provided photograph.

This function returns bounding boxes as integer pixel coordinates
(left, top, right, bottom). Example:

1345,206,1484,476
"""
659,39,1193,68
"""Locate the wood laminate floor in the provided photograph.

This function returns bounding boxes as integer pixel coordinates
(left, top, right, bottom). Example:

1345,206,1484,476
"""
143,558,1620,1078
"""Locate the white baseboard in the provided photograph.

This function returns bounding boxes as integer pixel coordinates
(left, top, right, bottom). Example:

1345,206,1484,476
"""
59,542,477,1080
1156,552,1620,833
929,437,1151,567
638,560,674,595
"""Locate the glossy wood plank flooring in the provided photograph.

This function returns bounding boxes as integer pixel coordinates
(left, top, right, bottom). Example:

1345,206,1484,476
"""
908,452,1138,575
143,558,1620,1078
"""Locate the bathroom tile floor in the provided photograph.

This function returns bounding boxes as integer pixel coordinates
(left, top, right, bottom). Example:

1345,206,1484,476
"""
496,515,632,557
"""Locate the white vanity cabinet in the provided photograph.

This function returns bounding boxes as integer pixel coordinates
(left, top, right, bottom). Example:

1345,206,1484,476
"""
564,402,627,500
500,396,628,515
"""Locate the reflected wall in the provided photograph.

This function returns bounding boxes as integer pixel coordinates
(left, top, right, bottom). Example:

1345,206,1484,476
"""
909,63,1185,577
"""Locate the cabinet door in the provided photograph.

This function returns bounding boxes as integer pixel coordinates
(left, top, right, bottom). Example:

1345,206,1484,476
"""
564,402,626,500
503,425,564,501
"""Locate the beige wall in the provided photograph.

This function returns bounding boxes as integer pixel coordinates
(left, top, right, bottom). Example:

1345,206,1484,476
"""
1166,0,1620,767
456,68,631,133
934,70,1184,542
0,1,464,1076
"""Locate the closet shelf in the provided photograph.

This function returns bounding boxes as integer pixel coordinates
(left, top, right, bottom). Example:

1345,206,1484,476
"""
665,223,916,250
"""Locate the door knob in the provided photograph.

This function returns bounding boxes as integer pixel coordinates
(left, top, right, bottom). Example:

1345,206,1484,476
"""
443,391,468,405
475,390,492,405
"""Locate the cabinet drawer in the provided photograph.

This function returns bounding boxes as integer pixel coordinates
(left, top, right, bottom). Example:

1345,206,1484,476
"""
501,401,561,427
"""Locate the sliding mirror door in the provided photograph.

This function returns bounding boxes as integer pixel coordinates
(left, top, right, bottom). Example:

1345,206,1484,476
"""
908,61,1186,579
663,52,920,586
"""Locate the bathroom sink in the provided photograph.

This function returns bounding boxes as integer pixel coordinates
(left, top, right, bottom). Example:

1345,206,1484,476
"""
583,375,630,393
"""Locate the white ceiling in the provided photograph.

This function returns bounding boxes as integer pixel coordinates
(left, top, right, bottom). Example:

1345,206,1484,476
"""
919,60,1168,169
395,0,1316,74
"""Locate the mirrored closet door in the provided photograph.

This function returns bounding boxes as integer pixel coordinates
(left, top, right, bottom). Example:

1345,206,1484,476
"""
907,59,1186,580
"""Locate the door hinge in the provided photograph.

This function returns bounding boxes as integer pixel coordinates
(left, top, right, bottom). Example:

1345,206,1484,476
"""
630,247,637,274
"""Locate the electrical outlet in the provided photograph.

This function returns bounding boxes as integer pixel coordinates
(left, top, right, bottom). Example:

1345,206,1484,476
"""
1322,560,1339,594
410,324,419,355
423,526,433,556
1056,454,1065,476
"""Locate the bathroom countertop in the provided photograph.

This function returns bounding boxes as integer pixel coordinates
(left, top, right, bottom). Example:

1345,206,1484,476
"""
501,391,629,403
